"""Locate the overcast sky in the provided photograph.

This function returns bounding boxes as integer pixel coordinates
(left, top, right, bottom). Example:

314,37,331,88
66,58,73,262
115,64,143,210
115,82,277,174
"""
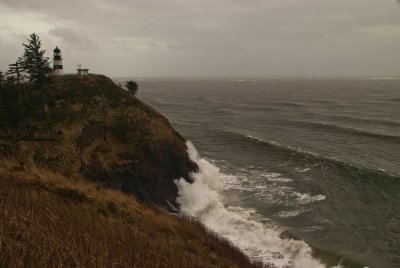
0,0,399,77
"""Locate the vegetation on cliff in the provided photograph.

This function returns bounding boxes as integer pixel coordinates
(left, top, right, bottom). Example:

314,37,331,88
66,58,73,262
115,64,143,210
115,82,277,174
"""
1,33,51,86
0,32,265,266
0,73,267,267
0,74,196,209
0,160,264,267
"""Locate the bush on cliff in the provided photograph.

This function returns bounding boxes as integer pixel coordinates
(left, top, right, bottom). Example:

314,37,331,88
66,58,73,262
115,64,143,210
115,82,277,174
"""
125,79,139,95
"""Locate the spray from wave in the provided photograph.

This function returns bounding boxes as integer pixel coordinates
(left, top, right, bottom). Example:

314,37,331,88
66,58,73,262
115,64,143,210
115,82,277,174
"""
175,141,340,268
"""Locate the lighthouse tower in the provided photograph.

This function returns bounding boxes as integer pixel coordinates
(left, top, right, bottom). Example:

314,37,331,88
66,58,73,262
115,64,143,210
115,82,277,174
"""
52,47,64,76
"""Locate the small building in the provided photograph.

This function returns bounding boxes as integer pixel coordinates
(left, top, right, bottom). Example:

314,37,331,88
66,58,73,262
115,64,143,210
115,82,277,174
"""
76,64,90,75
52,46,64,76
77,68,90,75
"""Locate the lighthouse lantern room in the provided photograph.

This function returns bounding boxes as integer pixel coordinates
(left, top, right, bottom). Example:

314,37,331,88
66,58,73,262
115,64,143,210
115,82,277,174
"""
53,46,64,76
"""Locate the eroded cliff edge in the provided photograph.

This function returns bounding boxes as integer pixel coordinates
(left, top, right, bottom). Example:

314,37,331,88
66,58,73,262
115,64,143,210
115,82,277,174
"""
0,74,197,210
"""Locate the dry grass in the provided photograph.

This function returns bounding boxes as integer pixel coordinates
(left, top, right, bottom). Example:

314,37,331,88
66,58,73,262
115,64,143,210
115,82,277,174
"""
0,164,266,268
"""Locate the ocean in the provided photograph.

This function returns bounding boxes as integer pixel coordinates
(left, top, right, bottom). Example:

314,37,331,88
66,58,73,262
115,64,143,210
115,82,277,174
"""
131,78,400,268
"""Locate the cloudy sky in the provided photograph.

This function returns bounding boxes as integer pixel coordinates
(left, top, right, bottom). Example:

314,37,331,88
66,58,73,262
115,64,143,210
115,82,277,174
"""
0,0,399,77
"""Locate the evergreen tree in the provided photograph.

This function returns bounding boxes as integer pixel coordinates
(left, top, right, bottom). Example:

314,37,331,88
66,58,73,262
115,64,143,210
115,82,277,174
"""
125,80,139,95
22,33,51,84
0,71,4,86
7,57,24,84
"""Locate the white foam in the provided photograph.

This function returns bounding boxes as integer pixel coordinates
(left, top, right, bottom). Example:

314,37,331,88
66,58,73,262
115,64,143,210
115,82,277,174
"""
275,208,311,218
296,167,312,173
295,193,326,205
176,141,336,268
265,175,293,183
301,226,324,232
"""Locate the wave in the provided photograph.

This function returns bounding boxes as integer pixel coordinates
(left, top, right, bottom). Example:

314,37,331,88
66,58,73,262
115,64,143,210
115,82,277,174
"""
268,102,307,107
242,134,322,159
228,104,279,112
175,141,338,268
295,192,326,204
312,114,400,128
275,208,311,218
309,100,343,105
368,77,400,80
287,120,400,142
228,132,400,185
216,163,325,208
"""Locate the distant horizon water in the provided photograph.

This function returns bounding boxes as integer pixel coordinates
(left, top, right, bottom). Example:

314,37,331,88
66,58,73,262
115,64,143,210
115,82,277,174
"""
113,75,400,81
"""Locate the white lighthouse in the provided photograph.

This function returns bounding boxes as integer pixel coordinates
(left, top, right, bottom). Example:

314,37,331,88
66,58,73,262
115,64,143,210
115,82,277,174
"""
52,46,64,76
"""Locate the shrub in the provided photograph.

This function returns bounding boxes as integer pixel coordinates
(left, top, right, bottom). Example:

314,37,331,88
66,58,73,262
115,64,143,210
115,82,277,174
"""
125,80,139,95
113,115,134,142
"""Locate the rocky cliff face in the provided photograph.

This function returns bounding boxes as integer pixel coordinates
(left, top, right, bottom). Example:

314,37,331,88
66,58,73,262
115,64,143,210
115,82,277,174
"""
1,75,197,210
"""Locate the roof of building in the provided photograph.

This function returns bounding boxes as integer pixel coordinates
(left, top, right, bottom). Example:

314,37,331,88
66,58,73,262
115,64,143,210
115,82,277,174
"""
54,47,61,53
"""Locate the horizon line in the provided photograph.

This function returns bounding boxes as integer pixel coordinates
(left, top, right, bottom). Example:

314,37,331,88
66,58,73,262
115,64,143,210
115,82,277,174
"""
111,74,400,80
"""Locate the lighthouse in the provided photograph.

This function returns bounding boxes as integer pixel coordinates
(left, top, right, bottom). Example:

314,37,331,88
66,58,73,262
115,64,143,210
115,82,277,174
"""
52,46,64,76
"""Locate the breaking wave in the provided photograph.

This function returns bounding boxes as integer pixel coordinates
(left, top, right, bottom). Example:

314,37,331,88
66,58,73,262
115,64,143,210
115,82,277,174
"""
175,141,340,268
229,132,399,185
286,120,400,142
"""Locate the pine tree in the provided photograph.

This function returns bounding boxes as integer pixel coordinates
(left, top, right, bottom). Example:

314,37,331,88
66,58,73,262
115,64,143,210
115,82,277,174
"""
7,57,24,84
22,33,51,84
0,71,5,86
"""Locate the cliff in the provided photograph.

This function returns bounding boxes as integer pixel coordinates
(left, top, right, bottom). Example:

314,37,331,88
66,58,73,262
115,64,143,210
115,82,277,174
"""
0,74,267,267
0,159,263,267
0,74,196,210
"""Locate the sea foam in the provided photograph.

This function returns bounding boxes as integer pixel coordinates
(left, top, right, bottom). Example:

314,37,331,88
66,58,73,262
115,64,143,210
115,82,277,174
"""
175,141,337,268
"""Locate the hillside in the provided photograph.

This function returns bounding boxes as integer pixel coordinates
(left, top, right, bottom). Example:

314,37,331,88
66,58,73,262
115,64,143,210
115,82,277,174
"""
0,74,265,267
0,160,263,267
0,74,196,210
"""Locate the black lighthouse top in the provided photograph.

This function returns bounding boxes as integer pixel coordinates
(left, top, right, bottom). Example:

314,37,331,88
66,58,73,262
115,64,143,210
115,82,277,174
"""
53,47,62,61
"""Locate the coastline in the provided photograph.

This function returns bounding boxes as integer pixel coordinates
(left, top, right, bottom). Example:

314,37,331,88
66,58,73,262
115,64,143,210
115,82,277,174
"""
0,74,261,267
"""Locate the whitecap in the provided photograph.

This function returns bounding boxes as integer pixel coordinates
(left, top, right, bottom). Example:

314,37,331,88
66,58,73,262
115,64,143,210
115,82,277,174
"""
275,208,311,218
176,141,334,268
295,193,326,204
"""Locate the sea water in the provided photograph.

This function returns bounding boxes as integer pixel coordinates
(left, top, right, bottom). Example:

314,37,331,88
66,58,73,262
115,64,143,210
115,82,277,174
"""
132,78,400,268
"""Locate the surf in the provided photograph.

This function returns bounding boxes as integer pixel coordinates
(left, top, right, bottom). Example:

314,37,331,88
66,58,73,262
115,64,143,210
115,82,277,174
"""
226,131,400,184
175,141,341,268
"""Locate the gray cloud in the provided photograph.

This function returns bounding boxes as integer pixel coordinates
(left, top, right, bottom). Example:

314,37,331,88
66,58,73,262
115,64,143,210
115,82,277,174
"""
50,27,87,44
0,0,400,77
49,27,99,51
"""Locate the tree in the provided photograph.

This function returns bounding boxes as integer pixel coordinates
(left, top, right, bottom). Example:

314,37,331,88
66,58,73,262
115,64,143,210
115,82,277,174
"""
7,57,25,84
125,80,139,95
22,33,51,84
0,71,4,86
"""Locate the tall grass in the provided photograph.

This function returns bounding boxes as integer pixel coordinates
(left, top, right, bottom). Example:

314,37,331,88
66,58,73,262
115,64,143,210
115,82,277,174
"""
0,172,266,268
